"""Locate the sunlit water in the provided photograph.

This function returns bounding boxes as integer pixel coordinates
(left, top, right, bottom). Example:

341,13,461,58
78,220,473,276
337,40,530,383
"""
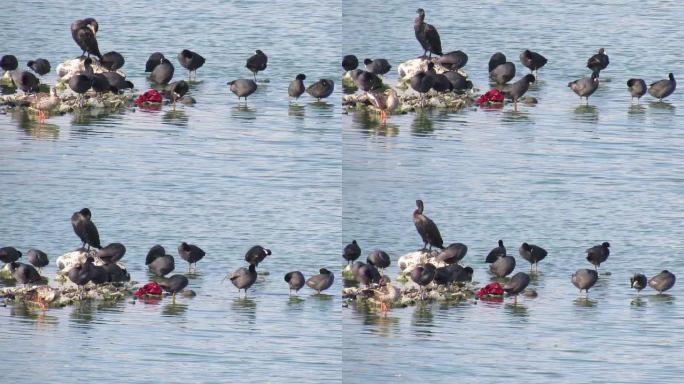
1,1,341,382
342,1,684,383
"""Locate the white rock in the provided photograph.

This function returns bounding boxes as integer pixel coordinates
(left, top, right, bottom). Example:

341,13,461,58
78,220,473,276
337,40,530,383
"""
397,250,447,274
56,249,95,272
397,58,467,83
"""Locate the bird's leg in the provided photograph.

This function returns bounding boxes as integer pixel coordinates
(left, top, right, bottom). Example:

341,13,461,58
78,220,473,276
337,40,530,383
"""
514,100,518,112
513,295,518,305
380,302,388,313
187,264,191,273
253,73,257,82
172,292,177,304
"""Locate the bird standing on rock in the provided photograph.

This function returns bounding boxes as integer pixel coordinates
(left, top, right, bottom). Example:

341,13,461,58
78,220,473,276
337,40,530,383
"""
284,271,305,295
71,208,101,251
648,73,676,101
412,199,444,251
503,272,530,304
414,8,442,58
568,70,600,104
227,264,258,296
630,273,647,295
159,274,189,303
70,18,102,59
145,245,175,277
586,48,609,75
343,240,361,265
306,79,334,101
627,78,647,103
585,242,610,271
519,49,547,75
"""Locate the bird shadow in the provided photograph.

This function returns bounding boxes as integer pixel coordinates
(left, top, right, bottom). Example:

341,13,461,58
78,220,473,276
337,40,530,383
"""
649,101,675,111
162,302,188,317
573,296,597,307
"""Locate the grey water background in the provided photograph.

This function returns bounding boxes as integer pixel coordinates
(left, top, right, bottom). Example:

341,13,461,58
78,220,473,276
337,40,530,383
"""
343,1,684,383
1,1,341,383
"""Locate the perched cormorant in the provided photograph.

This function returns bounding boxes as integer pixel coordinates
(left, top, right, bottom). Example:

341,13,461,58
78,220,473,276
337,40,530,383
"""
70,18,102,59
414,8,442,58
412,199,444,250
71,208,101,250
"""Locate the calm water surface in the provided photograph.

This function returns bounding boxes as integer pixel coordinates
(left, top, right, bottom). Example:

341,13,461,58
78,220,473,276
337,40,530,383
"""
1,1,341,383
343,1,684,383
3,1,684,383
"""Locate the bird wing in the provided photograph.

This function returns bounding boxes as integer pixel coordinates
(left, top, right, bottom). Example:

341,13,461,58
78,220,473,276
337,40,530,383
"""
424,24,442,55
85,221,101,248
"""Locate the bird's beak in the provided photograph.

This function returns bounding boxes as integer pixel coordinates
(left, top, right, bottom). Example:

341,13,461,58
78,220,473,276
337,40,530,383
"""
87,24,97,34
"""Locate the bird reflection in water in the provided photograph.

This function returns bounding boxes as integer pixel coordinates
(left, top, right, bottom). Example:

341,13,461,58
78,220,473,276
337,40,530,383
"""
231,297,257,324
163,109,188,126
288,104,305,118
411,111,434,136
162,302,188,317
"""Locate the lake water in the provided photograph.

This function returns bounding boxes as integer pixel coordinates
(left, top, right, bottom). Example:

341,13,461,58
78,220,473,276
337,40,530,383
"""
2,1,684,383
342,1,684,383
1,1,342,382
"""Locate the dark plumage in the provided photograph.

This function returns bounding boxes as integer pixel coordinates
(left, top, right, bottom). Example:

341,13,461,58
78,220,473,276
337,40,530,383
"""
627,78,647,103
519,242,547,272
436,243,467,264
519,49,547,74
102,72,134,92
586,48,609,73
410,263,436,295
585,242,610,271
568,70,600,104
343,240,361,265
648,73,676,101
486,240,506,263
364,58,391,76
227,79,257,101
342,55,358,72
437,50,468,70
163,80,189,106
504,272,530,303
229,264,258,294
1,55,18,73
8,262,42,286
102,262,129,282
96,242,126,264
572,268,598,294
306,79,334,101
284,271,305,294
306,268,334,294
432,73,454,92
70,18,102,59
100,51,125,71
145,52,165,72
178,242,205,271
177,49,205,79
490,255,516,278
245,50,267,81
85,257,109,284
244,245,272,266
10,70,39,94
27,249,48,270
450,264,474,283
27,58,51,76
649,270,676,294
414,8,442,58
488,52,506,72
410,62,436,106
69,73,91,100
503,74,535,109
489,62,516,85
433,266,454,286
367,250,390,271
68,261,91,289
0,246,22,264
412,199,444,250
630,273,647,295
352,261,381,287
159,274,189,302
84,58,116,94
349,69,382,92
71,208,101,250
145,245,175,277
443,71,473,92
288,73,306,100
150,57,174,85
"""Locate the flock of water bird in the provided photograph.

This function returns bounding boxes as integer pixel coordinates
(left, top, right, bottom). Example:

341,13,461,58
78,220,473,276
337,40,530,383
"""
341,8,677,116
0,207,335,302
0,17,335,116
343,199,675,310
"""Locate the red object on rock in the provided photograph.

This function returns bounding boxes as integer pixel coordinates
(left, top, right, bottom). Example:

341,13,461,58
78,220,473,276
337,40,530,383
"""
134,89,163,109
134,281,163,298
476,282,505,299
477,89,505,106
